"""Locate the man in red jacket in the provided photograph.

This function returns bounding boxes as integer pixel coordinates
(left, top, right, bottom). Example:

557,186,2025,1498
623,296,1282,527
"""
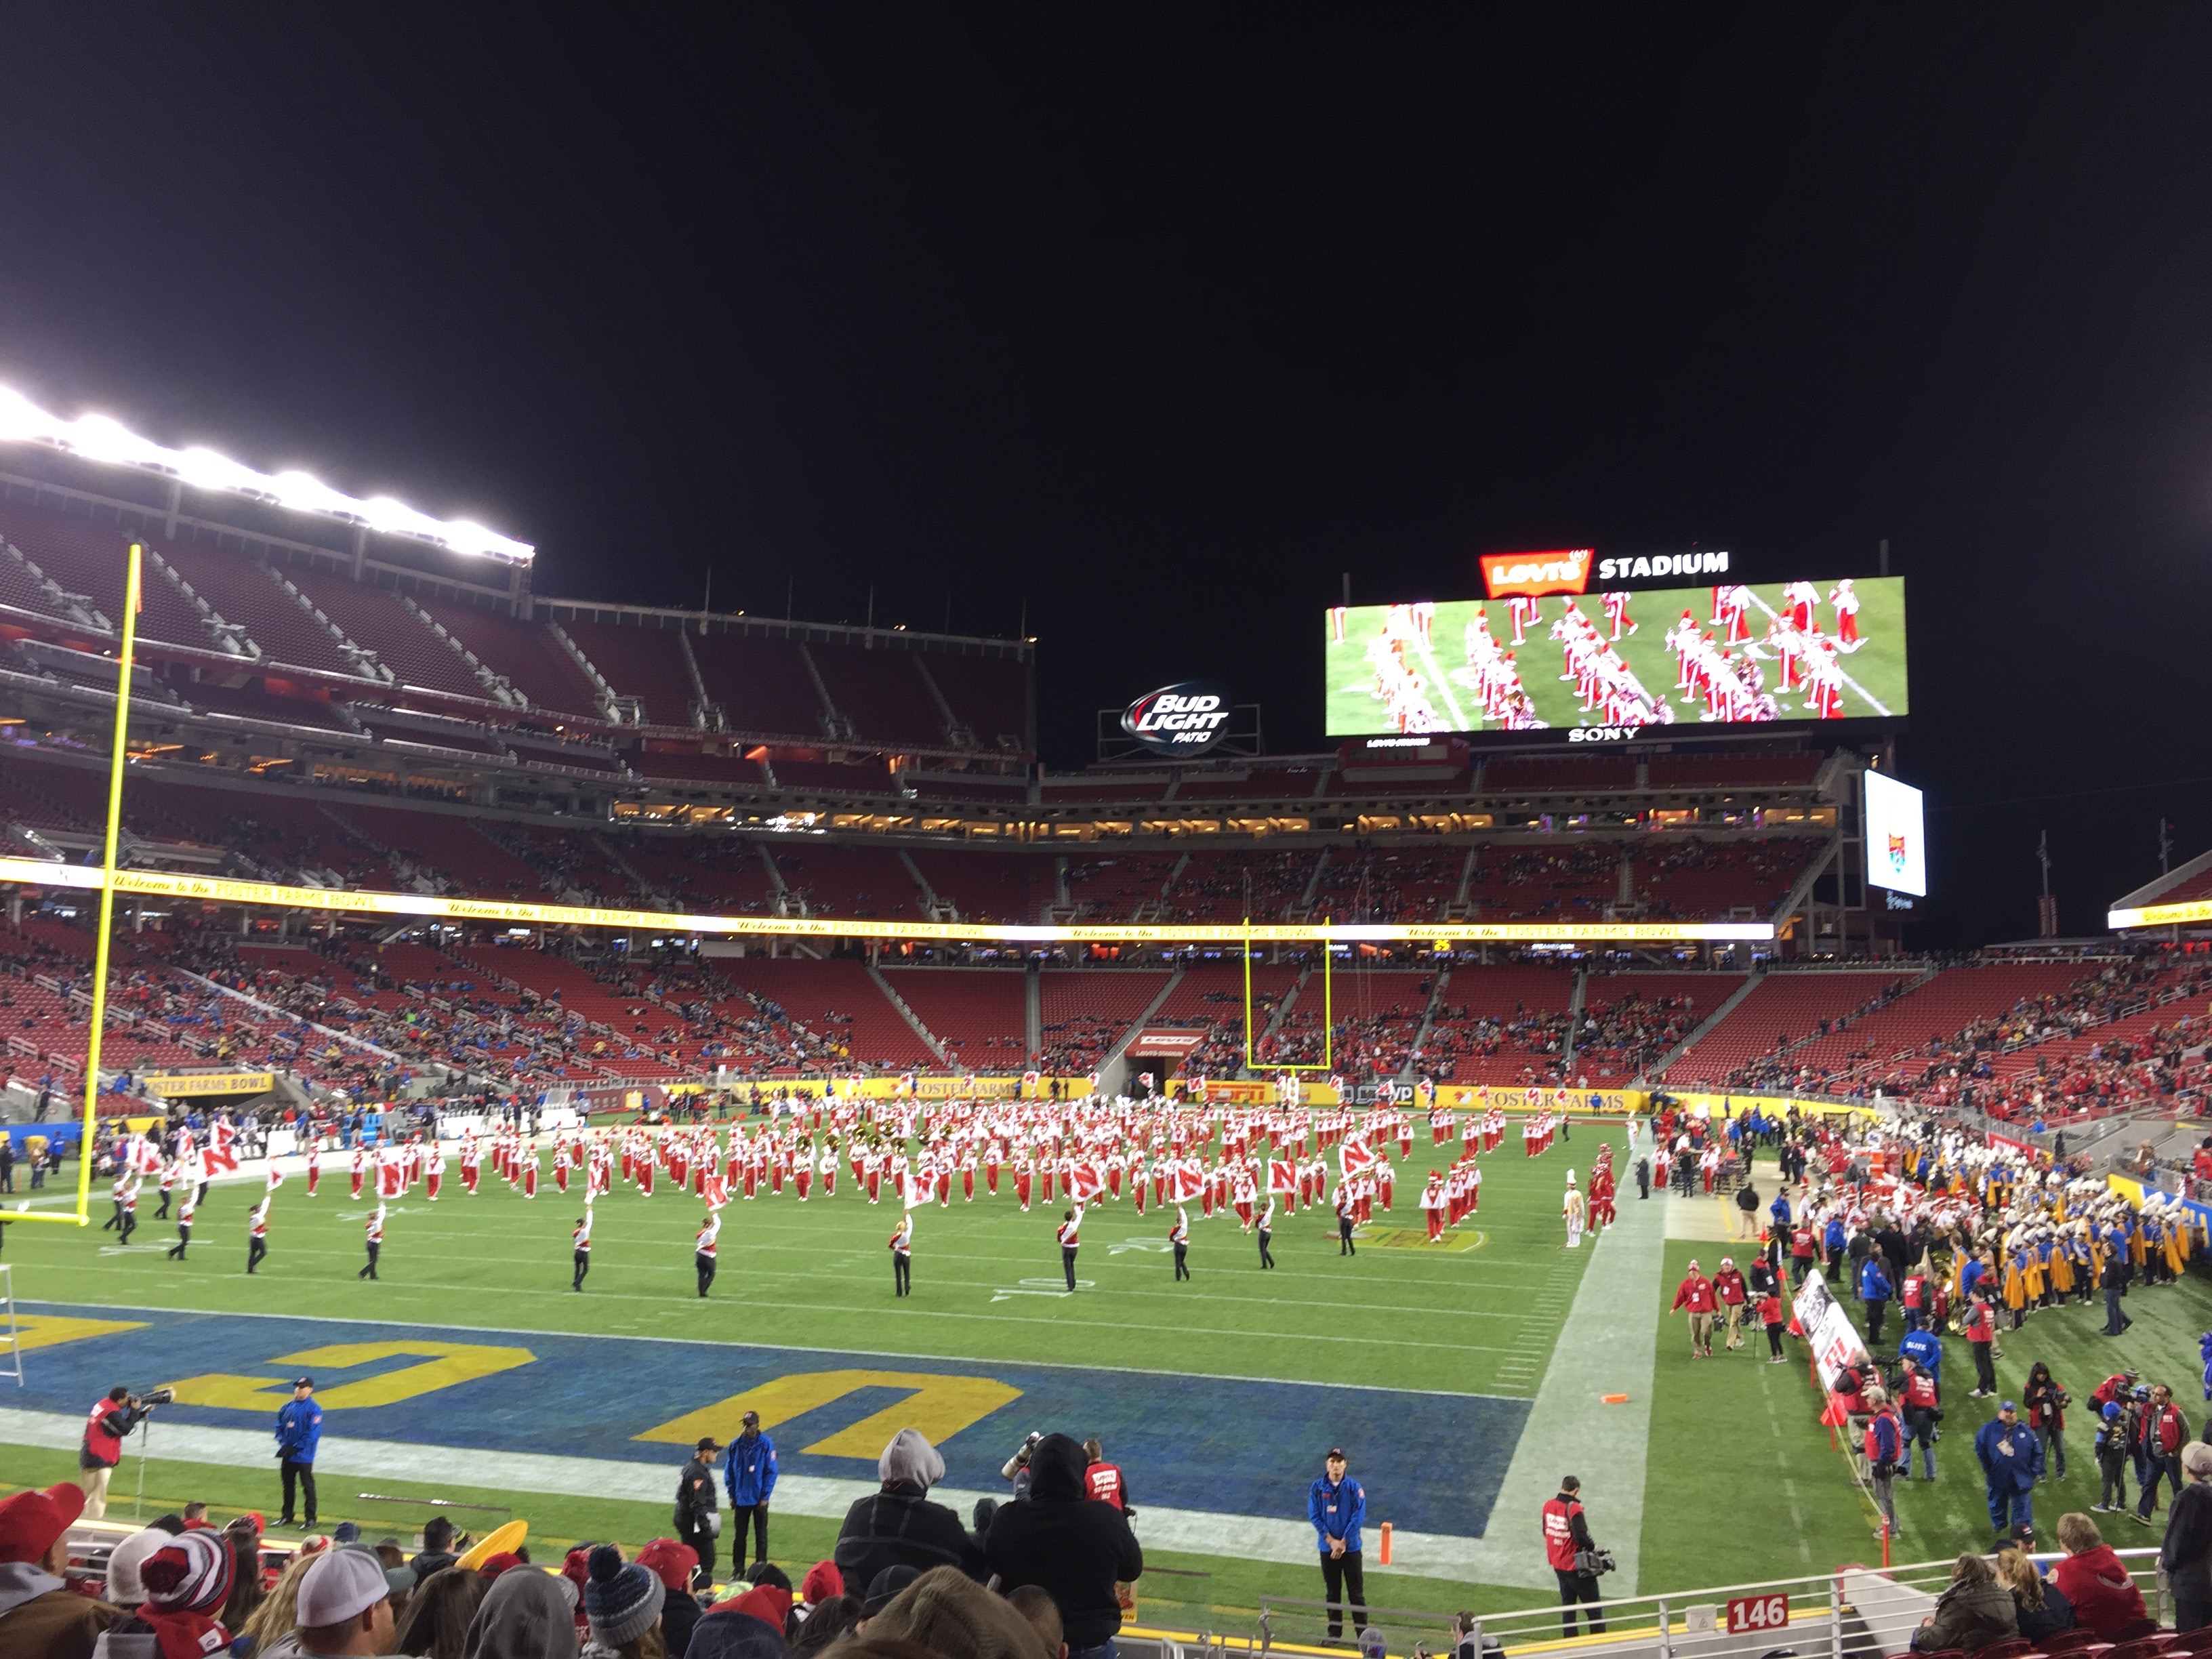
1672,1260,1718,1357
2133,1382,2186,1523
1713,1258,1749,1352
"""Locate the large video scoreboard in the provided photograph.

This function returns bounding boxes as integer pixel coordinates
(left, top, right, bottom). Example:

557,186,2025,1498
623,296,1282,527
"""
1325,551,1908,739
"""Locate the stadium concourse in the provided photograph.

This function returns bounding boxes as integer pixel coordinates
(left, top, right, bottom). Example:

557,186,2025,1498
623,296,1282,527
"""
7,428,2212,1659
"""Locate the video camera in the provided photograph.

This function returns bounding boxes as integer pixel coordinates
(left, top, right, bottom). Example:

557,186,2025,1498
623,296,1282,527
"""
129,1388,175,1410
1574,1548,1617,1577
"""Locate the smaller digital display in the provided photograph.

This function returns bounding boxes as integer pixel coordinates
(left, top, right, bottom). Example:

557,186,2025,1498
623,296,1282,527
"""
1863,769,1926,897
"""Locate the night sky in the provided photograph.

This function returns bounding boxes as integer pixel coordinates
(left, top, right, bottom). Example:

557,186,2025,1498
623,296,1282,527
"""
1,8,2208,949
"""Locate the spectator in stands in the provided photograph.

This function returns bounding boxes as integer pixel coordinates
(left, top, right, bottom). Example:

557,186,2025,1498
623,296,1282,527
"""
2051,1512,2148,1636
583,1544,665,1659
1908,1555,2018,1652
392,1565,486,1659
1996,1547,2074,1643
866,1565,1051,1659
99,1528,240,1659
411,1519,462,1587
790,1595,860,1659
635,1541,701,1658
2160,1442,2212,1631
836,1429,985,1591
0,1480,121,1659
464,1561,579,1659
686,1582,791,1659
286,1546,395,1658
985,1433,1142,1659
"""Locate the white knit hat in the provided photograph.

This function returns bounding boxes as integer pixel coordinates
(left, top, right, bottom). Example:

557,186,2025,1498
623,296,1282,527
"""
106,1527,169,1605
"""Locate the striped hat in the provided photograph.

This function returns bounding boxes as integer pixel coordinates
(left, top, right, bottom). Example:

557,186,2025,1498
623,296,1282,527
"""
140,1528,235,1614
585,1544,665,1648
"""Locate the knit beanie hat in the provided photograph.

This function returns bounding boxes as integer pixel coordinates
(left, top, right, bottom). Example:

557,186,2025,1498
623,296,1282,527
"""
140,1528,235,1614
107,1526,171,1604
585,1543,665,1647
800,1560,844,1605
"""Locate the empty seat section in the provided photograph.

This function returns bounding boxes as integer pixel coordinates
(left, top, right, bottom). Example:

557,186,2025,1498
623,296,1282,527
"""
159,540,361,674
881,967,1027,1061
1065,853,1179,919
1174,766,1326,800
926,653,1029,750
772,846,924,918
1645,752,1823,788
1314,850,1463,922
1482,755,1636,792
184,680,355,730
329,803,541,899
1635,840,1819,920
418,600,604,718
691,634,828,740
0,750,108,830
1168,850,1321,921
631,749,770,787
713,958,936,1066
0,498,208,647
772,760,896,795
285,570,489,698
617,837,777,911
1038,968,1174,1072
909,775,1031,804
809,642,947,747
909,850,1047,922
1039,777,1166,804
1465,844,1620,922
560,620,700,729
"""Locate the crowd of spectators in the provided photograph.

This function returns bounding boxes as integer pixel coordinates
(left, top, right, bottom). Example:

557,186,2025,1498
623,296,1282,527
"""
0,1423,1141,1659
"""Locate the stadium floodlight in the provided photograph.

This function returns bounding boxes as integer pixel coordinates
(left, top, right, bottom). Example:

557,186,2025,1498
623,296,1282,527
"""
0,384,533,565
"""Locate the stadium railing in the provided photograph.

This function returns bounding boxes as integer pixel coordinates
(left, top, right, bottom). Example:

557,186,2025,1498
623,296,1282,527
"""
1200,1549,2169,1659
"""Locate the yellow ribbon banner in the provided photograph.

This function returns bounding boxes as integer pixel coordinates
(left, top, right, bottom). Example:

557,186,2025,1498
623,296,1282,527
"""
0,855,1773,947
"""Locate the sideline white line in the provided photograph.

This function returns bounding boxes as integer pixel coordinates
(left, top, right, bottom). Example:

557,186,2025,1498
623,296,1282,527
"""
0,1405,1495,1581
1447,1125,1664,1591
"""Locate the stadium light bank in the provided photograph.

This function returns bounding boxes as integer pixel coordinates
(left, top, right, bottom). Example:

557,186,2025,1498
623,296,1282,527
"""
0,385,533,565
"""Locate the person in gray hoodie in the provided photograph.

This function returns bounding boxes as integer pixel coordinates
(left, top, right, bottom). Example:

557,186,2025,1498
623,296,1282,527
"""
834,1429,987,1592
463,1565,579,1659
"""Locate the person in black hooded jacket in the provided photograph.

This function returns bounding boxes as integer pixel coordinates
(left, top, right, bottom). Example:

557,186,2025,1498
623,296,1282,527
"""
983,1431,1143,1658
834,1428,988,1592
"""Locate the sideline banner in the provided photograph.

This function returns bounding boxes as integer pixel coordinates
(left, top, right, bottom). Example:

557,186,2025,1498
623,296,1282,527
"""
139,1071,274,1099
1791,1275,1870,1391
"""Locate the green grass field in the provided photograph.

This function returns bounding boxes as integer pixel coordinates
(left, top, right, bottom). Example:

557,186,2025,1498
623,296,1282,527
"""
1324,578,1909,735
4,1137,2205,1635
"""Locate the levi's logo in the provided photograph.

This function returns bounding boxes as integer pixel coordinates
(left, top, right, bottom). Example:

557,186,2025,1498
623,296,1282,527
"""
1480,548,1593,599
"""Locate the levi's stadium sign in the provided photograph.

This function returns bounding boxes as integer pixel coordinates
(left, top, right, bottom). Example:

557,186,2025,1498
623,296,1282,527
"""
1478,546,1734,599
1122,680,1232,757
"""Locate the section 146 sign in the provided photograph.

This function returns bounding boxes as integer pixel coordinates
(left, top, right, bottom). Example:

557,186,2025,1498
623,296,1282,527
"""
1122,680,1232,757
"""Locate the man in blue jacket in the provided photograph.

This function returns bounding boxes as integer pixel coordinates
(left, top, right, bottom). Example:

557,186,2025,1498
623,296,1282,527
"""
274,1375,323,1528
1859,1257,1894,1345
724,1408,778,1568
1975,1399,2044,1543
1307,1448,1367,1641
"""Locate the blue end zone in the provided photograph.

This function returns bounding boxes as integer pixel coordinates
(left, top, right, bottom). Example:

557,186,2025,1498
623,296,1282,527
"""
16,1303,1526,1537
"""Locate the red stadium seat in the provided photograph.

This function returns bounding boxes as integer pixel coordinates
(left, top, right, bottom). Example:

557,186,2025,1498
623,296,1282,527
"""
1973,1639,2036,1659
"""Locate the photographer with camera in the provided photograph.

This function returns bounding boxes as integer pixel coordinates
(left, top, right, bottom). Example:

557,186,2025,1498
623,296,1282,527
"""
77,1386,161,1518
1541,1475,1608,1636
274,1376,323,1529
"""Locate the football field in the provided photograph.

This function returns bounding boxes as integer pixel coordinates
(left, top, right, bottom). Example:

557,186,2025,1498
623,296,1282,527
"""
1325,579,1909,735
6,1134,2206,1631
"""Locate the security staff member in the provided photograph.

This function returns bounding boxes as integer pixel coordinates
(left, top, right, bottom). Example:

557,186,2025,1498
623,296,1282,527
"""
1307,1447,1368,1641
79,1387,152,1517
723,1408,778,1568
275,1376,323,1528
1541,1475,1605,1636
674,1435,721,1587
